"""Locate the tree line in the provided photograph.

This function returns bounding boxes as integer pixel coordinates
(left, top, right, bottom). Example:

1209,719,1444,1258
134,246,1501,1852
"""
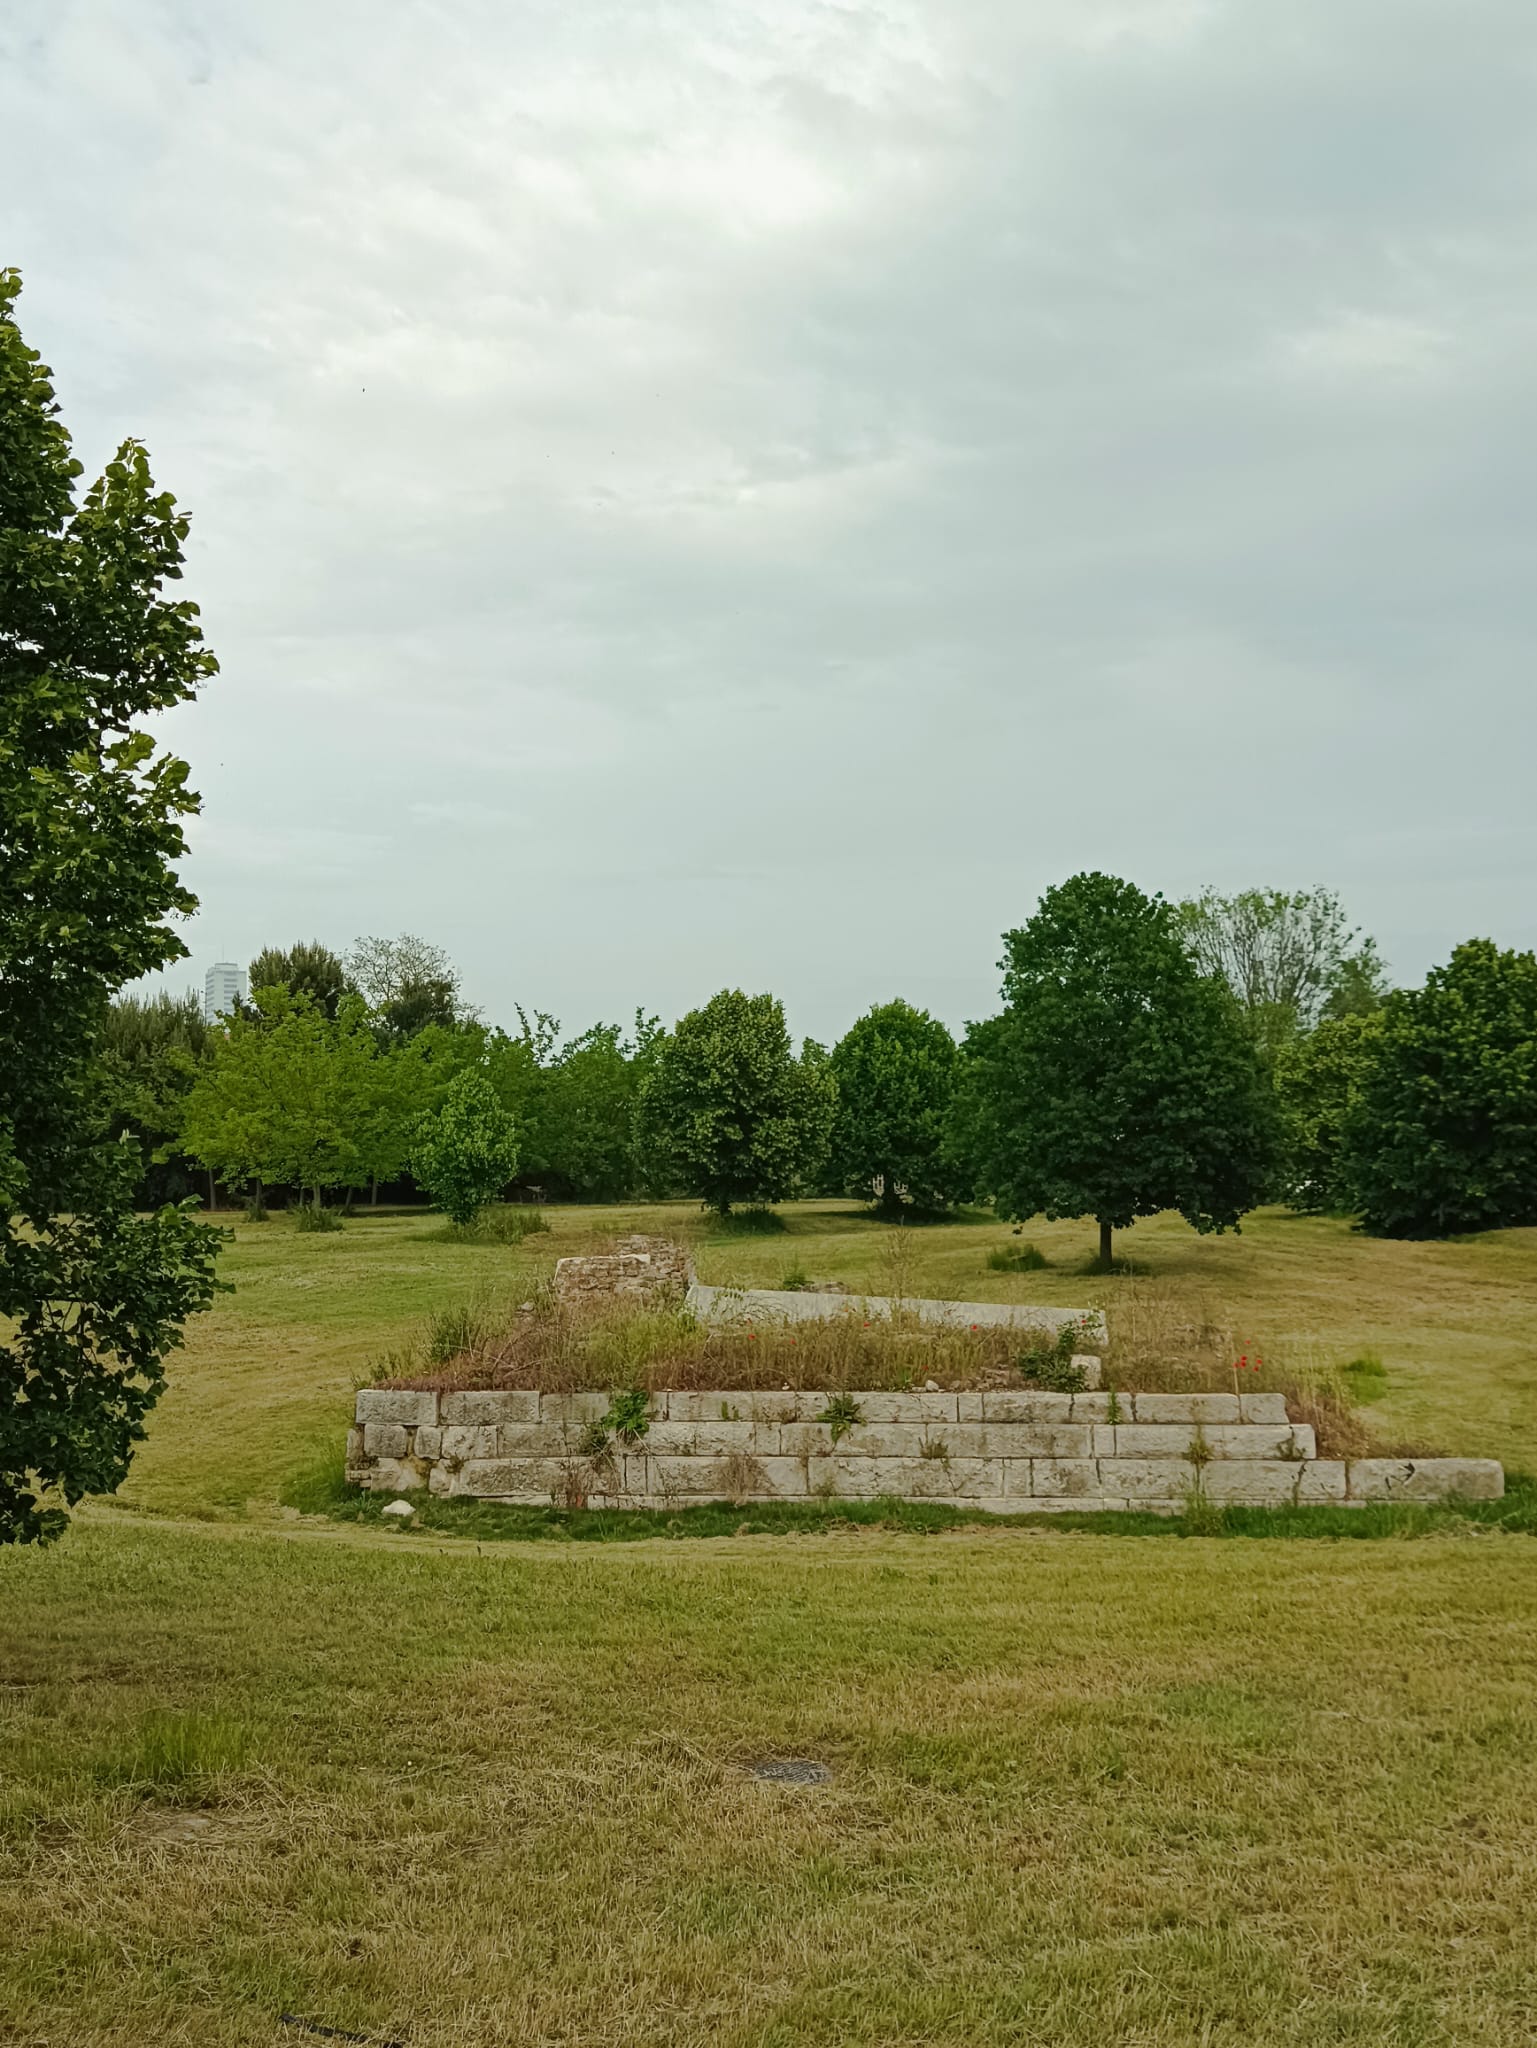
104,875,1537,1254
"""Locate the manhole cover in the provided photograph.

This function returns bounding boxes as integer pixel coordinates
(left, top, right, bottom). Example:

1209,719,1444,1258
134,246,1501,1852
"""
747,1758,831,1785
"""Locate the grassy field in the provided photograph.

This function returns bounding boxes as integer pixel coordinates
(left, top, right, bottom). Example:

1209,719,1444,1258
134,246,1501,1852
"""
3,1201,1537,2044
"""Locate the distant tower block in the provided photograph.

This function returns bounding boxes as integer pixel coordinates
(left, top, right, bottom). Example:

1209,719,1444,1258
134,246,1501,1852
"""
203,961,248,1023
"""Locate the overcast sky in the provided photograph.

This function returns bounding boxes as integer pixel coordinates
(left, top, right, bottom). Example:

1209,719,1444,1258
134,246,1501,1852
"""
5,0,1535,1044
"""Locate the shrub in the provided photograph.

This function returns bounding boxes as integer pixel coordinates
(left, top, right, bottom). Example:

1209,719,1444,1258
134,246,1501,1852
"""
449,1205,549,1245
425,1301,487,1366
817,1392,865,1444
601,1387,652,1444
780,1264,812,1290
709,1207,788,1237
412,1070,519,1229
987,1241,1048,1273
293,1203,344,1233
1015,1320,1091,1391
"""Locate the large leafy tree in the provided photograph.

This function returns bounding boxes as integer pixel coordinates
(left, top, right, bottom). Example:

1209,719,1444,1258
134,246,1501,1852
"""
0,271,223,1543
411,1069,519,1227
1337,940,1537,1237
1176,886,1387,1055
829,1000,968,1214
638,989,835,1215
963,872,1278,1267
1272,1010,1383,1213
101,991,210,1208
180,991,414,1209
248,940,348,1020
346,932,462,1043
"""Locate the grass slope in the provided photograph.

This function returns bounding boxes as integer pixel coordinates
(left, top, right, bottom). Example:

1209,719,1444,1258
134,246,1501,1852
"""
3,1518,1535,2046
3,1202,1535,2043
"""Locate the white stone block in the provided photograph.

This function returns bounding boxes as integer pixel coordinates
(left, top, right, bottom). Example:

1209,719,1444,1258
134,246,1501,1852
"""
414,1426,442,1459
1097,1423,1309,1461
1070,1355,1104,1389
451,1457,572,1499
644,1420,770,1457
851,1392,960,1423
439,1389,540,1425
663,1391,761,1423
1347,1458,1503,1502
1295,1460,1348,1502
537,1391,611,1425
1239,1393,1291,1424
359,1456,421,1494
1197,1462,1312,1504
979,1392,1076,1423
438,1425,499,1462
362,1422,409,1458
1069,1392,1119,1422
828,1455,1004,1500
1103,1458,1195,1501
1131,1393,1241,1424
355,1388,437,1427
1014,1458,1102,1498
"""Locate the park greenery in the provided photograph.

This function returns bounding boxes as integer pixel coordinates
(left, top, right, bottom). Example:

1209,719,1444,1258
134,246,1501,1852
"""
0,269,222,1545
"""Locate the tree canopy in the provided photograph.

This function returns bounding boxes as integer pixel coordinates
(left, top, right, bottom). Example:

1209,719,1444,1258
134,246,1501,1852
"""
828,1000,967,1213
411,1069,519,1227
1337,940,1537,1237
1176,887,1387,1055
248,940,348,1020
638,989,834,1215
0,269,223,1544
963,872,1278,1266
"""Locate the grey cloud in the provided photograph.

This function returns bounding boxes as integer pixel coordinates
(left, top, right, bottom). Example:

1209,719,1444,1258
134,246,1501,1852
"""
4,0,1535,1041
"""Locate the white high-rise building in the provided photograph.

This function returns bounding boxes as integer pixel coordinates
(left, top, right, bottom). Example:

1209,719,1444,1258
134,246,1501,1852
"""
203,961,248,1023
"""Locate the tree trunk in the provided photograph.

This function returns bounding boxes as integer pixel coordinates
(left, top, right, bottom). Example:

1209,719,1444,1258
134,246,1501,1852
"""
207,1168,216,1211
1098,1218,1113,1269
370,1177,379,1207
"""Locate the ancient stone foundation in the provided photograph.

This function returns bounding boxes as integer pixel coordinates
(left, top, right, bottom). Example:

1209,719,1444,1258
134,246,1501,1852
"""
553,1236,695,1305
348,1387,1503,1514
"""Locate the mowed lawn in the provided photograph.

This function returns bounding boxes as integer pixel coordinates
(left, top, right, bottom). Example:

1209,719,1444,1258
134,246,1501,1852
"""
3,1203,1536,2045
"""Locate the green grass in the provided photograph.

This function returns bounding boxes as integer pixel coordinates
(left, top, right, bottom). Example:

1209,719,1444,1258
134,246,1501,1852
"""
3,1518,1537,2044
3,1199,1536,2042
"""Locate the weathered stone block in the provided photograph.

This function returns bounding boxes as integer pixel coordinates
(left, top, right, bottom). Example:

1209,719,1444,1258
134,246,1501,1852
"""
360,1456,421,1494
451,1457,572,1500
640,1455,744,1497
438,1425,498,1462
1239,1393,1290,1424
1294,1460,1348,1502
1131,1393,1241,1424
828,1455,1003,1500
1070,1356,1104,1390
1017,1491,1130,1514
362,1422,409,1458
1014,1458,1102,1498
1347,1458,1503,1502
778,1421,834,1456
1103,1458,1195,1501
979,1392,1076,1423
1196,1462,1313,1505
852,1392,960,1423
414,1425,442,1459
663,1390,761,1423
1070,1392,1116,1422
644,1420,769,1457
743,1454,834,1498
1096,1423,1311,1461
344,1426,365,1472
538,1391,611,1425
355,1388,437,1427
439,1390,540,1425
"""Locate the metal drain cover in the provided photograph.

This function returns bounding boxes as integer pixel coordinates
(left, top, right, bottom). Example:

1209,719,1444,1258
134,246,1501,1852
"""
748,1757,831,1785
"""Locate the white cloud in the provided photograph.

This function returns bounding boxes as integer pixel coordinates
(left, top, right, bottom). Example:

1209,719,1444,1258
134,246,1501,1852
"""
4,0,1536,1038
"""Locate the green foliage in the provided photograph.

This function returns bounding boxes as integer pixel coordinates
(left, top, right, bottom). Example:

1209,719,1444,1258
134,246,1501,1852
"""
449,1205,549,1245
411,1069,519,1228
292,1203,344,1234
960,873,1279,1265
601,1387,652,1444
708,1206,789,1237
817,1392,865,1443
780,1263,812,1290
100,991,209,1208
1273,1010,1383,1212
247,940,347,1020
987,1240,1048,1272
828,1000,968,1213
638,989,835,1216
1338,939,1537,1237
0,269,224,1544
181,989,414,1205
345,932,462,1044
1176,886,1388,1056
531,1017,658,1201
1014,1323,1088,1391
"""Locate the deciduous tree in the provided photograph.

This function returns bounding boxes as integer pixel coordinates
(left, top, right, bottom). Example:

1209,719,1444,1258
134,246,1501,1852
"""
964,873,1278,1267
411,1069,519,1227
1338,940,1537,1237
0,270,222,1543
829,1000,967,1213
1176,887,1387,1055
638,990,834,1215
